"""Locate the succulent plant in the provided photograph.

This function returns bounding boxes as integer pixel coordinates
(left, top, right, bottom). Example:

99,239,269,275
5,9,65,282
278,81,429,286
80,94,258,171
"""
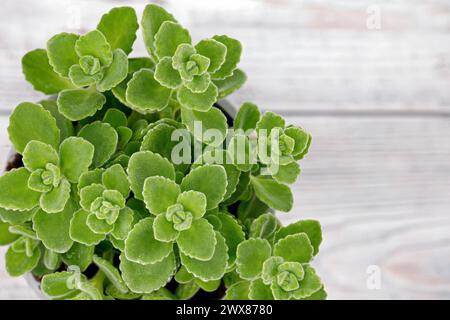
0,4,325,300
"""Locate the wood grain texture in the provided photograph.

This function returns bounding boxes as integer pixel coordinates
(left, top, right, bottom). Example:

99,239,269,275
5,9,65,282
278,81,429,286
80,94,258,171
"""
0,0,449,300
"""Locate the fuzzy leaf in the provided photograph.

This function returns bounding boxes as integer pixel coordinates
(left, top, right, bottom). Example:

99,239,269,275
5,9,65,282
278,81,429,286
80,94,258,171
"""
39,178,71,214
275,220,322,256
249,213,281,242
274,233,314,264
211,36,242,80
154,57,182,89
102,164,130,198
57,89,106,121
86,213,114,234
103,109,128,128
39,100,74,141
261,256,284,285
234,102,260,132
153,214,178,242
141,4,177,57
41,271,81,299
125,69,172,112
236,238,272,280
285,126,310,157
177,218,216,261
215,213,245,267
0,208,35,225
224,281,250,300
97,49,129,92
250,176,293,212
78,169,104,190
128,151,176,200
272,162,301,185
180,231,228,281
0,168,40,211
155,21,191,59
93,255,128,294
195,39,227,73
59,137,94,183
75,30,112,66
0,221,19,245
46,33,79,77
180,165,227,210
228,134,256,172
78,121,118,167
61,243,94,272
22,49,75,95
5,244,40,277
22,141,59,171
184,73,211,93
249,279,274,300
8,102,60,153
69,209,105,246
97,6,138,55
111,207,134,240
143,176,180,215
256,111,285,134
214,69,247,99
120,252,176,294
79,184,105,211
125,218,173,265
292,266,323,299
68,65,102,87
33,200,75,253
181,107,228,147
177,82,218,112
177,191,207,220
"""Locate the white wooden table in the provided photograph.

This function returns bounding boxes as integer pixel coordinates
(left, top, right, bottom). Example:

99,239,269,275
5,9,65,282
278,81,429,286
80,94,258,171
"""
1,0,450,300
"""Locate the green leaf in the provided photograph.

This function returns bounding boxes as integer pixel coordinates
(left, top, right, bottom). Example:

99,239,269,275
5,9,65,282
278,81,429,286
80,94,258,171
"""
177,218,216,261
22,141,59,171
180,231,228,281
275,220,322,256
57,89,106,121
174,265,194,283
142,288,176,300
59,137,94,183
68,65,102,87
46,33,79,77
22,49,75,94
228,133,256,172
127,151,176,200
181,165,227,210
0,207,35,225
292,266,323,299
0,221,20,245
154,57,182,89
261,256,284,284
195,278,221,292
153,214,178,242
8,102,60,153
61,242,94,272
250,176,293,212
79,184,105,211
211,35,242,80
214,69,247,99
181,107,228,147
120,251,177,294
272,162,301,185
111,207,135,240
125,218,173,265
256,111,285,134
78,121,118,167
5,244,41,277
155,21,191,59
285,126,310,157
102,164,130,198
41,271,81,299
176,282,200,300
236,238,272,280
0,168,40,211
125,69,172,112
97,6,138,55
195,39,227,73
249,213,281,242
106,284,141,300
33,200,75,253
249,279,274,300
69,209,105,246
302,286,327,300
184,73,211,94
78,169,104,190
86,213,114,234
141,4,177,57
39,178,71,213
234,102,260,132
43,249,61,271
103,108,128,128
214,213,245,267
75,30,113,66
93,254,128,294
39,100,74,141
177,191,207,219
143,176,180,215
274,233,314,264
177,82,218,112
224,281,250,300
97,49,129,92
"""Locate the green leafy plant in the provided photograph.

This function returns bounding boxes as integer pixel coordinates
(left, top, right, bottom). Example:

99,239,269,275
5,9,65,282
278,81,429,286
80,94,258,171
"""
0,4,325,300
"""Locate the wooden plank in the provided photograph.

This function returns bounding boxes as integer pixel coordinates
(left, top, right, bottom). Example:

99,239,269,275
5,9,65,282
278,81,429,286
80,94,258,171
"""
1,0,450,113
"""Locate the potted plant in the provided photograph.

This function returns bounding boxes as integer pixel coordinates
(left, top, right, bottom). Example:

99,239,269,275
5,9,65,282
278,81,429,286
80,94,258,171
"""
0,4,325,300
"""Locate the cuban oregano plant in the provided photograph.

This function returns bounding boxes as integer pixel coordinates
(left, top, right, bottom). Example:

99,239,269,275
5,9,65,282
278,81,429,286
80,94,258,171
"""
0,4,325,300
